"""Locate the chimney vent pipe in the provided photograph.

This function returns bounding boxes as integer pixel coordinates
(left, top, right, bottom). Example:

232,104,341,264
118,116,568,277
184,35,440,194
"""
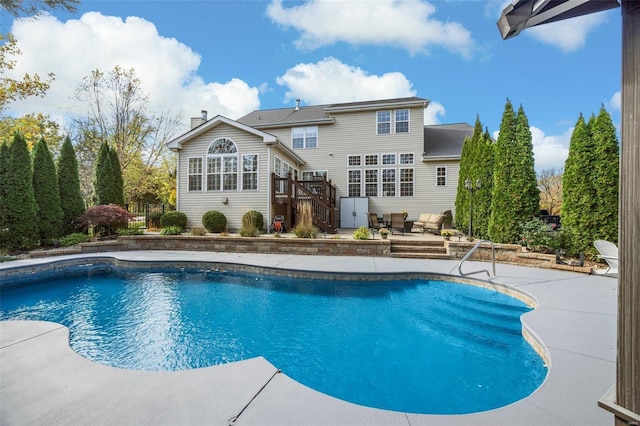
201,110,208,121
295,99,300,111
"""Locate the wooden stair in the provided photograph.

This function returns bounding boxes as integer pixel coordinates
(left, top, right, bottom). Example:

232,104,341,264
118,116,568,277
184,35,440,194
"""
389,239,450,259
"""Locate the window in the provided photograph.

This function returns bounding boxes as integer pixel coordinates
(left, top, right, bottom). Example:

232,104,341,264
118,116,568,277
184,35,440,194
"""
382,168,396,197
365,169,378,197
188,157,202,191
348,155,361,167
301,170,328,180
395,109,409,133
382,153,396,165
206,138,238,191
399,153,414,165
206,157,221,191
365,154,378,166
242,154,258,190
292,126,318,149
348,170,361,197
436,166,447,186
400,168,414,196
273,156,294,177
377,111,391,134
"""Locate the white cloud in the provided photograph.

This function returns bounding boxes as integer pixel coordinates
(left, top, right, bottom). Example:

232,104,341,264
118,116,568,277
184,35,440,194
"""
5,12,261,132
530,126,572,171
424,101,445,125
526,13,608,52
491,126,572,171
606,91,621,112
276,57,415,104
267,0,474,57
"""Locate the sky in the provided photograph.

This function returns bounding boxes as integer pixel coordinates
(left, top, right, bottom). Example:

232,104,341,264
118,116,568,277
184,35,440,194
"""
1,0,622,171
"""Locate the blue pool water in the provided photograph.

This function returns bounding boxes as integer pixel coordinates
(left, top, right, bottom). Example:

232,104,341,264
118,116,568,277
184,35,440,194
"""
0,266,547,414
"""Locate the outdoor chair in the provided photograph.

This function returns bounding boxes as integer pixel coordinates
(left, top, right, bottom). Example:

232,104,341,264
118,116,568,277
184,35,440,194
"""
368,213,387,231
593,239,619,277
390,213,405,235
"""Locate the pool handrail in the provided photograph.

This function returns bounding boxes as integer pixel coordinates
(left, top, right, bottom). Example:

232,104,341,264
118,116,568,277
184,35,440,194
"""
451,240,496,278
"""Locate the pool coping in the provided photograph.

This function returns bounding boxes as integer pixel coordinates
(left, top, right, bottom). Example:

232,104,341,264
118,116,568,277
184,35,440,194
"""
1,251,617,425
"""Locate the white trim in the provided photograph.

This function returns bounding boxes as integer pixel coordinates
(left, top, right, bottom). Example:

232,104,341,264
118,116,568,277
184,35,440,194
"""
381,167,396,197
399,152,415,165
347,154,362,167
241,153,259,191
399,167,415,197
381,152,397,166
187,156,203,192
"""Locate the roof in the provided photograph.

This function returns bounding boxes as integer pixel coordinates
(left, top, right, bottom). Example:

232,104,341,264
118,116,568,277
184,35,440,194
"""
422,123,474,161
238,97,429,129
165,115,306,166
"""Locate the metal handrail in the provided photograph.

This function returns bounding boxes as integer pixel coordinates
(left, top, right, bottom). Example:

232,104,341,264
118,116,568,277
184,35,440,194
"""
450,239,496,278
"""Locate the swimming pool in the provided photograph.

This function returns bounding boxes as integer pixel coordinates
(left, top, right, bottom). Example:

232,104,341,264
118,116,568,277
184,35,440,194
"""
0,260,547,415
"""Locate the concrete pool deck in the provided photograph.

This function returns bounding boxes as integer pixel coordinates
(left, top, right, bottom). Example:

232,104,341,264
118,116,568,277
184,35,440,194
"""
0,251,617,425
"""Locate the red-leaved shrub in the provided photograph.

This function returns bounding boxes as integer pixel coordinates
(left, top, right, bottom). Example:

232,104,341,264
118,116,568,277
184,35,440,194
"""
77,204,135,236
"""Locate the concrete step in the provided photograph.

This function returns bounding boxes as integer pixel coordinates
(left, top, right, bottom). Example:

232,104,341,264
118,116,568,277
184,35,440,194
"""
390,252,451,259
391,245,447,254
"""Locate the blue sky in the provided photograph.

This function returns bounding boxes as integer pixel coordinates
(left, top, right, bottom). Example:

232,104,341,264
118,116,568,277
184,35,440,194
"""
1,0,622,170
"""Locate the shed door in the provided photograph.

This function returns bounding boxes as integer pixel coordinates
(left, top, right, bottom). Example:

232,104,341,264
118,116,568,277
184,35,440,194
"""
340,197,369,228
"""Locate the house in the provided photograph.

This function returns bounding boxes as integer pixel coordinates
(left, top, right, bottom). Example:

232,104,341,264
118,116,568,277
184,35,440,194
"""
166,97,473,232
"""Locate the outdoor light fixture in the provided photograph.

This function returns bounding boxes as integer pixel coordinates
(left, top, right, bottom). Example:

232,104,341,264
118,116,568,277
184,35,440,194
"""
465,178,481,239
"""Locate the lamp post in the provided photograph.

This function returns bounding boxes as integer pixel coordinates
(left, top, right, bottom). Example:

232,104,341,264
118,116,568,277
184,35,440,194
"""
464,178,481,239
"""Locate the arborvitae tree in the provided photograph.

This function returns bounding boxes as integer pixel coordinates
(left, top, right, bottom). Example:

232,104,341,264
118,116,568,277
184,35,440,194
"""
562,114,598,254
32,138,63,244
109,146,125,206
591,106,619,244
3,132,39,250
58,136,85,235
489,100,518,243
513,105,540,220
454,118,479,233
92,141,115,205
473,128,495,239
0,141,8,232
488,102,539,243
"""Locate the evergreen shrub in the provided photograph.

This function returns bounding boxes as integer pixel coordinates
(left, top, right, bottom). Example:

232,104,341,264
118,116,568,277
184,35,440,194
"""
242,210,264,231
202,211,227,233
160,211,187,230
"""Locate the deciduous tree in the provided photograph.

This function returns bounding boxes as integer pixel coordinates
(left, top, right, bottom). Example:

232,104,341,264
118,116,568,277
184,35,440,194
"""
537,168,563,215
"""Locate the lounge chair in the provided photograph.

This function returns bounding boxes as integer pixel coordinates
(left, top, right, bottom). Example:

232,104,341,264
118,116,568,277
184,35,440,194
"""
593,240,619,277
390,213,405,235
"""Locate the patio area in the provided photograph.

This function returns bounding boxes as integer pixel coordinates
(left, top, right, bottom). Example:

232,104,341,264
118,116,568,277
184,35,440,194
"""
0,251,617,425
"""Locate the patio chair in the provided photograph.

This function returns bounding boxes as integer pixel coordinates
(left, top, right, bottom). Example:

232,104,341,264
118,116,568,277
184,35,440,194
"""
368,213,387,231
593,240,619,277
390,213,405,235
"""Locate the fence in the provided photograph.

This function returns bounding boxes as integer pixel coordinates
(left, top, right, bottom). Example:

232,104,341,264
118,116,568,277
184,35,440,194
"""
125,204,168,229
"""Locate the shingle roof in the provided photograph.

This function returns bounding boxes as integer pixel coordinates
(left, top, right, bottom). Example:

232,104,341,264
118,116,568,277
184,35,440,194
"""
237,97,428,128
422,123,474,159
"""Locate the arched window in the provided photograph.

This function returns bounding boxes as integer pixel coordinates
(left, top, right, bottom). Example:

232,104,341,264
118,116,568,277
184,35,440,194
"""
206,138,238,191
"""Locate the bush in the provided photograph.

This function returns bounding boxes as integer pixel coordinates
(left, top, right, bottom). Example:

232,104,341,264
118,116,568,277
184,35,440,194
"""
240,210,263,237
77,204,134,236
202,210,227,233
242,210,264,231
160,211,187,230
59,232,91,247
160,226,183,235
190,227,206,236
519,217,560,252
148,211,163,229
353,226,370,240
117,226,143,236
